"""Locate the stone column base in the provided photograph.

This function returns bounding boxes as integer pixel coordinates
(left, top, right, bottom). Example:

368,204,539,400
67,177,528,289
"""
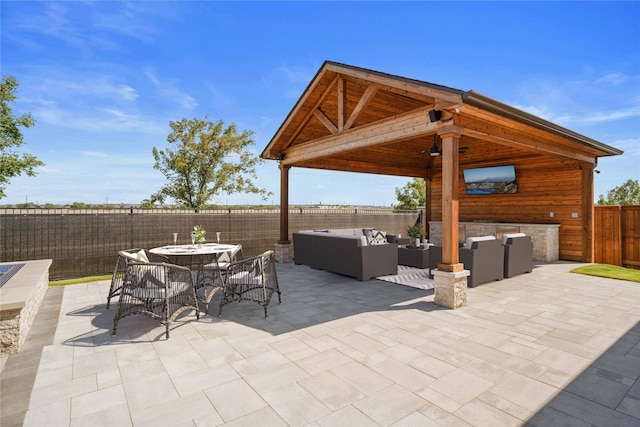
433,269,470,309
274,243,294,263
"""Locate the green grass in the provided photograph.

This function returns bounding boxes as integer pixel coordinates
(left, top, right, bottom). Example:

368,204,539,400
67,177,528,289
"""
571,264,640,283
49,275,111,286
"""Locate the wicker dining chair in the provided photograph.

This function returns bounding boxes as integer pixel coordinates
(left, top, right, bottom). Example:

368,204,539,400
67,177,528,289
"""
107,248,149,309
196,245,244,314
107,248,170,309
111,261,199,339
218,250,281,318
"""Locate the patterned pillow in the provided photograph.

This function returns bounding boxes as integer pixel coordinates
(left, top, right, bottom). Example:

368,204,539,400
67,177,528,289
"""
368,230,387,245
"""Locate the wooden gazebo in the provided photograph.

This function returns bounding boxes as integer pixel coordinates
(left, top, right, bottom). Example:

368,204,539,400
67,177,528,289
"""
261,61,622,307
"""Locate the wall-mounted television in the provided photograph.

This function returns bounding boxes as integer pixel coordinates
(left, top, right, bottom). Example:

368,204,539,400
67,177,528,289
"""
463,165,518,195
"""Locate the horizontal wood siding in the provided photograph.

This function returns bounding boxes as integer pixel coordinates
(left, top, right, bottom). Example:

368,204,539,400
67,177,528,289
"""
429,155,588,261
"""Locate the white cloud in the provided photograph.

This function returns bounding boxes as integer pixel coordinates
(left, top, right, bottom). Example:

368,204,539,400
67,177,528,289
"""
80,151,109,158
17,2,84,48
514,104,554,121
53,78,138,102
609,138,640,157
38,165,60,173
145,69,160,86
513,72,640,127
572,107,640,124
31,104,165,134
261,64,315,101
285,88,302,99
14,1,163,53
276,64,314,85
145,69,197,110
595,72,629,86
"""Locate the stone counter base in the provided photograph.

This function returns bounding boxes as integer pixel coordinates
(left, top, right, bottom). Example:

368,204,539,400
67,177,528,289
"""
0,260,51,356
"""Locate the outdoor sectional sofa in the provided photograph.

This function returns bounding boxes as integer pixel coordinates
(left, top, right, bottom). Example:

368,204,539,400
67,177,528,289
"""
293,228,398,281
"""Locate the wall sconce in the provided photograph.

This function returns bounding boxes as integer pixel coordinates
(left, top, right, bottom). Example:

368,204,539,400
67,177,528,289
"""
428,110,442,122
430,142,441,157
276,153,285,161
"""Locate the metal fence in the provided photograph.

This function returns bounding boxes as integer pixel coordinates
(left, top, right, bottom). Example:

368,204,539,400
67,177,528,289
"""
1,208,418,280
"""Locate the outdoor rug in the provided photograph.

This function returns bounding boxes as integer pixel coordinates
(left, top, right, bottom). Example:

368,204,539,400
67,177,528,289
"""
376,265,434,290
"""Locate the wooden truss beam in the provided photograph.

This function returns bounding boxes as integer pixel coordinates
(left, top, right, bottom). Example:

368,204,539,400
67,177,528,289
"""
286,73,340,147
345,85,378,130
314,109,338,134
282,106,437,166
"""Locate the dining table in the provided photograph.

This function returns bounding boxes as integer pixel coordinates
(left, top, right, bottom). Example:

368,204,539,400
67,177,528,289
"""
149,243,241,284
149,243,243,313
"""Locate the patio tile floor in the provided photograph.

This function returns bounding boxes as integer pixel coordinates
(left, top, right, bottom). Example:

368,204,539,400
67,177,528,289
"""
1,261,639,426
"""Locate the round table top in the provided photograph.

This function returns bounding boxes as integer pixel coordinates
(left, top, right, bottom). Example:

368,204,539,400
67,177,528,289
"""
149,243,240,256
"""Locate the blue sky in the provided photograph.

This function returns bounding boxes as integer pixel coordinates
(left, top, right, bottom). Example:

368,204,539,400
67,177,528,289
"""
2,1,639,206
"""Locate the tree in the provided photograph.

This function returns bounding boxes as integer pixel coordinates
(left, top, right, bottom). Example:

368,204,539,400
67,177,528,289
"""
145,116,271,209
597,179,640,206
394,178,426,210
0,75,44,199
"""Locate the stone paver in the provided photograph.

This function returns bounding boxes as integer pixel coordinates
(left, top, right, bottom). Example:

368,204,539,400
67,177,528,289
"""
1,262,639,426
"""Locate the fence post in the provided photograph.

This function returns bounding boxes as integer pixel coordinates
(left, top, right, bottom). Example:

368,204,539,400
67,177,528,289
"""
129,208,134,249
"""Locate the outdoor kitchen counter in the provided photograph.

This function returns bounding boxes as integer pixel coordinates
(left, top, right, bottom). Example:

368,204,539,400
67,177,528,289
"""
428,221,559,262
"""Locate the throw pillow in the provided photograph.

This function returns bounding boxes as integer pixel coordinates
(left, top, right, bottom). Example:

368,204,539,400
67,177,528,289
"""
369,230,387,245
362,228,374,238
121,249,149,263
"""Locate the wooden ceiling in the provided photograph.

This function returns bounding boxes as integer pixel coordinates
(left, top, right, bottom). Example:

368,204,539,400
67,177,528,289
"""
261,61,622,178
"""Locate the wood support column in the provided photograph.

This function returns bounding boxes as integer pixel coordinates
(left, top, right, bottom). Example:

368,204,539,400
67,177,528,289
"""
581,162,595,262
426,157,435,240
437,126,464,273
279,164,291,244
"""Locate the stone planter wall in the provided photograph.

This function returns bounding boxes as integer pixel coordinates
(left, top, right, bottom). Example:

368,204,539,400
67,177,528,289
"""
0,259,51,356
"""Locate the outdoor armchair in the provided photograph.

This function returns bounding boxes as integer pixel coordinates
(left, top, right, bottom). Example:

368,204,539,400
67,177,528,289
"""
111,261,199,339
502,233,533,278
218,250,281,318
429,237,505,287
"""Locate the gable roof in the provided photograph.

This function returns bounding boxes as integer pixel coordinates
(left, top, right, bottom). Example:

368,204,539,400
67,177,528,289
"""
262,61,622,177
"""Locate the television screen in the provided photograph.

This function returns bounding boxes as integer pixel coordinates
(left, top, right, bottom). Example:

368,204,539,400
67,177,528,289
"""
463,165,518,195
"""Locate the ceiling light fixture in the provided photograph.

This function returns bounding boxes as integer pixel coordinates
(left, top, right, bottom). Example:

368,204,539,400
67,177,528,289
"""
430,142,441,157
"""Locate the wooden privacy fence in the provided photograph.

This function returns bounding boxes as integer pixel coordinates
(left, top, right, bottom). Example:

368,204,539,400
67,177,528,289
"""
593,205,640,270
0,208,417,280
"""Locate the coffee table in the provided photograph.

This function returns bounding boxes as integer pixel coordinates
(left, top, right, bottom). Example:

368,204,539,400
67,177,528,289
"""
398,247,430,269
